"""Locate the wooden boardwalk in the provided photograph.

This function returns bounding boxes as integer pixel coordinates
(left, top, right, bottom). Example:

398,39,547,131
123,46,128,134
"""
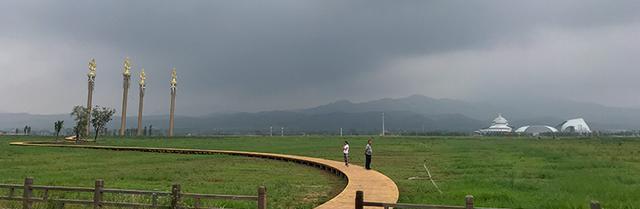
10,141,399,209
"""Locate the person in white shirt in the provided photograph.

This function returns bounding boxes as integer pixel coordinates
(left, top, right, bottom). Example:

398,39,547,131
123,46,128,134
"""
343,141,350,166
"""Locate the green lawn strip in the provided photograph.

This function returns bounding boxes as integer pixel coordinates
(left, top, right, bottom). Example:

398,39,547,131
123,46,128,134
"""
94,136,640,209
4,136,640,209
0,136,344,209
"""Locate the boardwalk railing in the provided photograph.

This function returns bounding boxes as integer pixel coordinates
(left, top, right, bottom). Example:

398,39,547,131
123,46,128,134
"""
0,177,267,209
355,191,604,209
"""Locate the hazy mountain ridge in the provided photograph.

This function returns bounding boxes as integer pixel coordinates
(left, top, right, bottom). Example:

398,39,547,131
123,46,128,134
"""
302,95,500,119
300,95,640,130
2,95,639,133
0,113,73,132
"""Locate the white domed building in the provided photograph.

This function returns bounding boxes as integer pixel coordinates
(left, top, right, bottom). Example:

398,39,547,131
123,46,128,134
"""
558,118,592,133
476,114,513,134
515,125,558,135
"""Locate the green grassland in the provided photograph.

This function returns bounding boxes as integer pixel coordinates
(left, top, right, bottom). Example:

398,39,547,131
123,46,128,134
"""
0,136,344,209
2,135,640,209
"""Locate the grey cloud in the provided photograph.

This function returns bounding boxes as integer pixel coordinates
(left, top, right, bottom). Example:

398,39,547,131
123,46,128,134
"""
1,0,640,115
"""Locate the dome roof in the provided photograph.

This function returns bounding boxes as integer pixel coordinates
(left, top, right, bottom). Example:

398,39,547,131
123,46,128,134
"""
476,114,513,134
492,114,508,124
515,125,558,134
559,118,591,133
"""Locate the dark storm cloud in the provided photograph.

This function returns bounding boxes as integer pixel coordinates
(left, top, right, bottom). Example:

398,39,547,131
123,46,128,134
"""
1,1,640,115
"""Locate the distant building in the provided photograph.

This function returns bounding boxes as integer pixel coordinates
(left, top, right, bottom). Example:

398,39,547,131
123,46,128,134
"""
476,114,513,134
477,114,592,136
558,118,592,133
515,125,558,135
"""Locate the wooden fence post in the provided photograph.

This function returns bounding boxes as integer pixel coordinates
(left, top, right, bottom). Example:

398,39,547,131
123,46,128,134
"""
465,195,474,209
258,186,267,209
171,184,181,209
93,179,104,209
42,189,49,201
590,201,601,209
355,191,364,209
151,193,158,209
194,197,201,209
9,187,15,198
23,177,33,209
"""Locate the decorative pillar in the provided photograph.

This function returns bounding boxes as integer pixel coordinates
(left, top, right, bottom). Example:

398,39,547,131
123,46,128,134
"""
137,69,146,136
86,59,97,137
168,68,177,137
120,57,131,136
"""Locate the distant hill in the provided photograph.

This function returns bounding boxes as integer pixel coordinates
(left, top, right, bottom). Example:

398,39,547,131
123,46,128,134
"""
2,95,639,134
299,95,640,130
183,111,483,134
0,113,72,132
301,95,499,119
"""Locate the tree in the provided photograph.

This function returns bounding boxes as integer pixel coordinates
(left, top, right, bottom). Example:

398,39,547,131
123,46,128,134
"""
23,126,31,135
91,106,116,141
54,120,64,139
71,106,89,141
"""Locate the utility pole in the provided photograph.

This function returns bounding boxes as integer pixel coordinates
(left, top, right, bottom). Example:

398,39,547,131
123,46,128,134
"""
382,112,385,136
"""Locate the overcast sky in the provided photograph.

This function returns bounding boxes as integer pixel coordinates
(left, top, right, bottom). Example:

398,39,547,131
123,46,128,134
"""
1,1,640,115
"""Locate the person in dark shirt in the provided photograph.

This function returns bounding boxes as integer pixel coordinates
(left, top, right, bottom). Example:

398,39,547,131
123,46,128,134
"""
365,138,373,170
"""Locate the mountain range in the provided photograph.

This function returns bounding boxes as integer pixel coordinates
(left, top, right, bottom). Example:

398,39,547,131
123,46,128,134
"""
2,95,639,135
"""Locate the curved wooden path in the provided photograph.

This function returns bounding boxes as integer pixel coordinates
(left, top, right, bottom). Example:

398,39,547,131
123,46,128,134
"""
10,141,399,209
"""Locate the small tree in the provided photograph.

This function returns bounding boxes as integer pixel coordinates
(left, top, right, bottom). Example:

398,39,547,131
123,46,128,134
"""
91,106,116,141
54,120,64,139
71,106,89,141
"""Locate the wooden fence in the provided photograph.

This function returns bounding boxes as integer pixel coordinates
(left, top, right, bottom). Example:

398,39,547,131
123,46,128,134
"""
355,191,604,209
0,177,267,209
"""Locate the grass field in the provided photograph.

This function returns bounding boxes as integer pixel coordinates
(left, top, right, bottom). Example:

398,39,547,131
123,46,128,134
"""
0,136,344,209
2,135,640,209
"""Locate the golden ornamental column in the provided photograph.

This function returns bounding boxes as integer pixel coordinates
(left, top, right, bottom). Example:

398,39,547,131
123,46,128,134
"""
86,59,97,137
168,68,177,137
136,69,146,136
120,57,131,136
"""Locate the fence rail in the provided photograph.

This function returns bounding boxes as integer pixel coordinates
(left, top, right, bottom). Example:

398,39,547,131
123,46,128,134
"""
355,191,603,209
0,177,266,209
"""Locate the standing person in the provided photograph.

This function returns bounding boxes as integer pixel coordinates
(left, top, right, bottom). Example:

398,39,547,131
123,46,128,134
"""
365,138,373,170
343,141,350,166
